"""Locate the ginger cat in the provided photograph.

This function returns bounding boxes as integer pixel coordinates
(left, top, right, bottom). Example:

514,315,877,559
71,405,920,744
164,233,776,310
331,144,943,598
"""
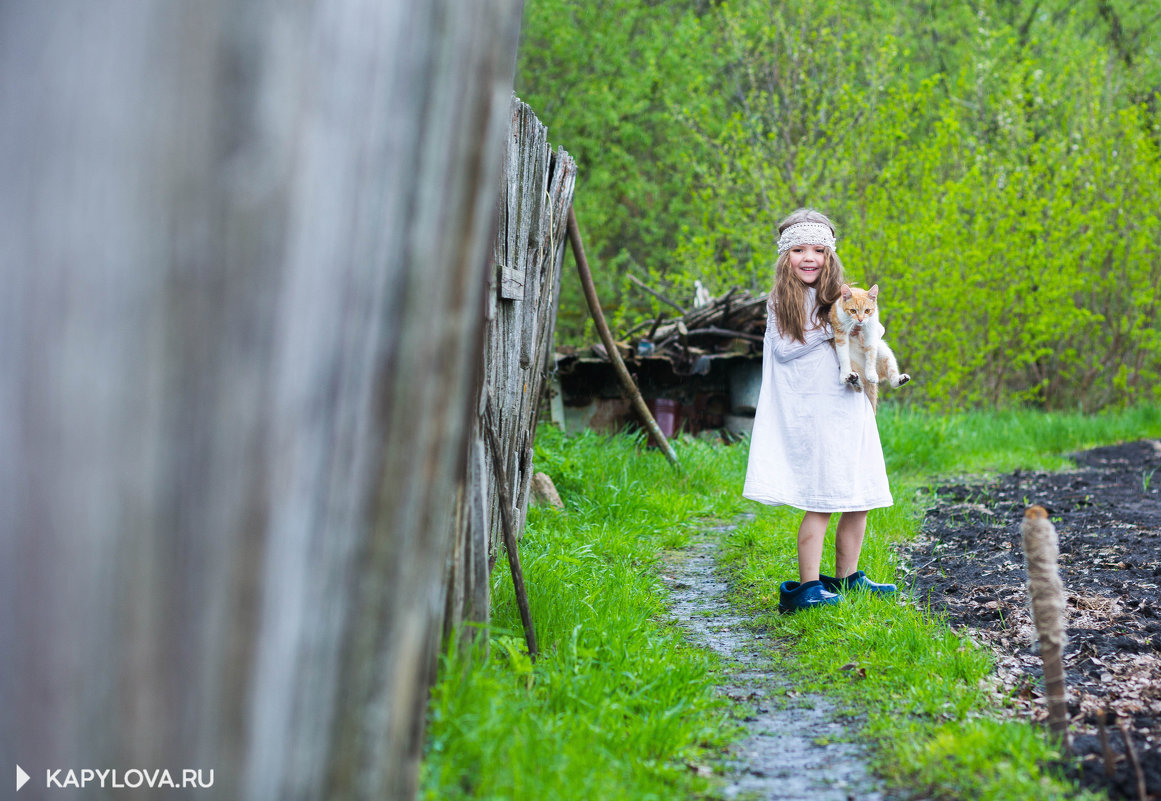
828,284,910,412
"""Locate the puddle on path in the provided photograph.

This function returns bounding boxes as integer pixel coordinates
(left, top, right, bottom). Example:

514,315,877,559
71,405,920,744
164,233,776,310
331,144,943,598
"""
662,527,888,801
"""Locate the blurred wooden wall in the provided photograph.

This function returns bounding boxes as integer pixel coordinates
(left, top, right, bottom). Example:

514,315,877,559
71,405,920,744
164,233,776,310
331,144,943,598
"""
0,2,522,799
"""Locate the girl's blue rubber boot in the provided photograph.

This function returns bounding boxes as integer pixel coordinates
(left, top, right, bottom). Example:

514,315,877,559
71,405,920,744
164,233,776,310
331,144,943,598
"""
778,580,841,613
819,571,897,595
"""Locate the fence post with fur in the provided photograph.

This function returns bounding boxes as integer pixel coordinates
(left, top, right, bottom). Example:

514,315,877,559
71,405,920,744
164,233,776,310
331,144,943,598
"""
1020,505,1071,746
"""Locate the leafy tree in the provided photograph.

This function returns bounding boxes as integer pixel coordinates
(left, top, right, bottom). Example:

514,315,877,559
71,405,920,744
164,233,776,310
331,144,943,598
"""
517,0,1161,409
516,0,723,337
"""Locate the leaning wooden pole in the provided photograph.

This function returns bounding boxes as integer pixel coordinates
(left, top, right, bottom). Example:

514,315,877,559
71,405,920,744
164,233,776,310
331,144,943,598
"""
1020,505,1070,747
485,395,539,662
567,205,680,468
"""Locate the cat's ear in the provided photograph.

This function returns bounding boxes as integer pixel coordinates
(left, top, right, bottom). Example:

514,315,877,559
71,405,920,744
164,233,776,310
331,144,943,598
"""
868,284,879,299
840,284,852,299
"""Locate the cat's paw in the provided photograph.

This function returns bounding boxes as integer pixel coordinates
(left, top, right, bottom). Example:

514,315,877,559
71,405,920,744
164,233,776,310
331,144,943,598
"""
844,372,862,389
894,374,911,387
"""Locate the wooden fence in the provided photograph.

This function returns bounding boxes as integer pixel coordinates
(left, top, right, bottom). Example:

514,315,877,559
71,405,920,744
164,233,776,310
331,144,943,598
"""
0,4,525,801
442,97,578,646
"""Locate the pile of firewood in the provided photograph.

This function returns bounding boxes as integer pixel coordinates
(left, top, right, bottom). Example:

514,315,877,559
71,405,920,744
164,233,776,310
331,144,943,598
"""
606,279,768,373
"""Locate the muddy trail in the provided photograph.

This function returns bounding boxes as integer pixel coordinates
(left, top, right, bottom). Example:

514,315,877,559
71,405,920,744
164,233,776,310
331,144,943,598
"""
662,525,889,801
907,439,1161,801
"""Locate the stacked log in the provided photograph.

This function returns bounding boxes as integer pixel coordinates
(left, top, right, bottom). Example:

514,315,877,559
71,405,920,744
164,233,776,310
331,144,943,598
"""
615,286,769,374
650,291,766,344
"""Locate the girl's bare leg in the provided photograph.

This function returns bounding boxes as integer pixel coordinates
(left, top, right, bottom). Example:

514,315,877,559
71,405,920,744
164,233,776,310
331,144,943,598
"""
797,511,831,583
835,510,869,578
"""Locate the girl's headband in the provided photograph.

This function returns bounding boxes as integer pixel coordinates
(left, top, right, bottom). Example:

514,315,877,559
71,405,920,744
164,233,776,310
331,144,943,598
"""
777,222,836,254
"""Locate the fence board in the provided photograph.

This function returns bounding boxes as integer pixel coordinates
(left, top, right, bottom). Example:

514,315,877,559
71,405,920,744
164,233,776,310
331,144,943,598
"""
0,3,522,800
443,96,577,643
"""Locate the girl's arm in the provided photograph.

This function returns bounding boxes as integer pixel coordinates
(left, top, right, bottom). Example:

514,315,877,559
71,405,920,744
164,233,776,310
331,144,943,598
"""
768,317,833,363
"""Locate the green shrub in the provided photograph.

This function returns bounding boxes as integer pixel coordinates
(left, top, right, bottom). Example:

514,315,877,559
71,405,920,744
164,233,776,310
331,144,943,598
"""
517,0,1161,410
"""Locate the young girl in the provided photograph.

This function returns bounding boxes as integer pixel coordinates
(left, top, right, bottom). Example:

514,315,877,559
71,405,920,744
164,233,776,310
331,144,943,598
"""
742,209,897,613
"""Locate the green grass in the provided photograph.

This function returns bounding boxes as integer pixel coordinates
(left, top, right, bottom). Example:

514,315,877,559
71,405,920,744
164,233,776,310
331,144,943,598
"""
421,405,1161,800
420,428,750,800
721,403,1161,800
879,404,1161,480
722,516,1086,800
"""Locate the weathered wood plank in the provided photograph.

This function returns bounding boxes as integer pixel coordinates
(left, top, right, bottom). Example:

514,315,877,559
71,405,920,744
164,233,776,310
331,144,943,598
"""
446,95,576,621
0,3,523,801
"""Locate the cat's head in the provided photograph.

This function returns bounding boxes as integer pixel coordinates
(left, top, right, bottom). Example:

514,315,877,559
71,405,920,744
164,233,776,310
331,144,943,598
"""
837,283,879,323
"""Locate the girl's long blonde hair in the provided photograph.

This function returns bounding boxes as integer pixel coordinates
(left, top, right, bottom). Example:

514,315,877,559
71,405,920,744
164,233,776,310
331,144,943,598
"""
769,208,845,343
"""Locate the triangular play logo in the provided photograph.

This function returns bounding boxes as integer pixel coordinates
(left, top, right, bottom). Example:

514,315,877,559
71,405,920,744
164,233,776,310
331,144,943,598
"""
17,764,30,792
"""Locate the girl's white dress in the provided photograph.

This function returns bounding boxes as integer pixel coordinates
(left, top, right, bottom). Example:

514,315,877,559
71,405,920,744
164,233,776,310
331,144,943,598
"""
742,288,893,512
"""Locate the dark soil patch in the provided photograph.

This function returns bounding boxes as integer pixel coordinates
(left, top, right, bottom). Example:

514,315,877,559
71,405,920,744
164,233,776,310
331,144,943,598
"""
905,439,1161,800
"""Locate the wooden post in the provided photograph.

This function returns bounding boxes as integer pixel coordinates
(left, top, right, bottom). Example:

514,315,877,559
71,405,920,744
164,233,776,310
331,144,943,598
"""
484,397,539,662
1020,506,1070,747
567,206,680,468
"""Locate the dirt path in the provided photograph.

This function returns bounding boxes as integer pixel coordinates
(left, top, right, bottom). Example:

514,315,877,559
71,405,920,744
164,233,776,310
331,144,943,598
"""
663,525,888,801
